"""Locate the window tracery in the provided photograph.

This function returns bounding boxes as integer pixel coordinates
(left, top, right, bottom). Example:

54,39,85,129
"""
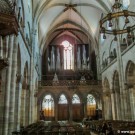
42,95,54,117
72,94,80,104
58,94,68,104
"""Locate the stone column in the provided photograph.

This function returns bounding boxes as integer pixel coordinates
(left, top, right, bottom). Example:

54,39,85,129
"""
104,93,112,120
55,99,58,121
83,99,87,118
69,101,72,121
123,89,131,121
115,92,121,120
0,36,3,58
20,88,26,126
3,35,14,135
102,94,106,120
110,91,116,120
29,28,36,124
129,88,135,121
8,36,18,134
25,85,30,126
33,91,38,122
116,35,126,120
14,74,23,130
118,92,126,120
0,70,7,135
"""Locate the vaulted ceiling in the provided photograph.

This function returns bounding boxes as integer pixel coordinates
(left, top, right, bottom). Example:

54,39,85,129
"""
32,0,115,53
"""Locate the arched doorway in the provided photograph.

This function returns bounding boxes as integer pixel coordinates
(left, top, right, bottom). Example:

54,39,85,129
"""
42,94,54,121
58,94,69,121
126,61,135,120
103,78,112,120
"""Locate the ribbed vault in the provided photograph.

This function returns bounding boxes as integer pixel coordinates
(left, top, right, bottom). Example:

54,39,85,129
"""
32,0,114,53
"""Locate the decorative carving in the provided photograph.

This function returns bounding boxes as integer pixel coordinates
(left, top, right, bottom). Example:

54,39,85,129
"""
0,13,19,36
0,0,19,36
0,58,8,71
52,73,59,86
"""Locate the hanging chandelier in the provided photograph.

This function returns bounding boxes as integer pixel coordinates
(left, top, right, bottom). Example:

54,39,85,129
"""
100,0,135,41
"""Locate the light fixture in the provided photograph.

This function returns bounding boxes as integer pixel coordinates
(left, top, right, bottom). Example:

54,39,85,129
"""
100,0,135,41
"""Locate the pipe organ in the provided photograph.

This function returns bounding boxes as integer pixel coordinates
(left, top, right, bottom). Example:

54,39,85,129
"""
46,44,90,72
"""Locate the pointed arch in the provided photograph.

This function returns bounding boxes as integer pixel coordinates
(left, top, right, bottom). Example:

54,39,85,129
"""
72,94,81,104
103,77,110,92
87,94,96,118
113,70,120,93
42,94,55,120
58,94,68,104
125,61,135,85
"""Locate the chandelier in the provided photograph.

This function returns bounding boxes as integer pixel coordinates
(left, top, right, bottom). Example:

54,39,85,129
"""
100,0,135,41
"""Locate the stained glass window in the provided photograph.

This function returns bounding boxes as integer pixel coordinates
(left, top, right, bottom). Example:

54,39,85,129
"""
42,95,54,117
58,94,68,104
87,94,96,105
62,40,73,70
72,94,80,104
87,94,96,117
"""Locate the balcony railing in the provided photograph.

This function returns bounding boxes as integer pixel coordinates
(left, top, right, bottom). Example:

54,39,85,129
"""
40,80,101,87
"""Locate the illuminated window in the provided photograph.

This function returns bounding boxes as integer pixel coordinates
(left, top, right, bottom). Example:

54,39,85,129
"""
62,40,73,70
58,94,68,104
72,94,80,104
42,95,54,117
123,0,130,9
87,94,96,105
87,94,96,116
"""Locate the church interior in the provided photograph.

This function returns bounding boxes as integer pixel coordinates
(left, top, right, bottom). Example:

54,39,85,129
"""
0,0,135,135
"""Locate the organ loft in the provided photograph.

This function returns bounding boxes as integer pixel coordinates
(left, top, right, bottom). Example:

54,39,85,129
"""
0,0,135,135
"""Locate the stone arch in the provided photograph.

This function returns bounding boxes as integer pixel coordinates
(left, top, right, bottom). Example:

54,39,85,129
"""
41,93,55,121
125,61,135,120
73,91,83,104
113,70,120,93
72,93,81,104
38,91,56,105
112,70,121,120
125,61,135,86
37,91,56,119
57,91,70,103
